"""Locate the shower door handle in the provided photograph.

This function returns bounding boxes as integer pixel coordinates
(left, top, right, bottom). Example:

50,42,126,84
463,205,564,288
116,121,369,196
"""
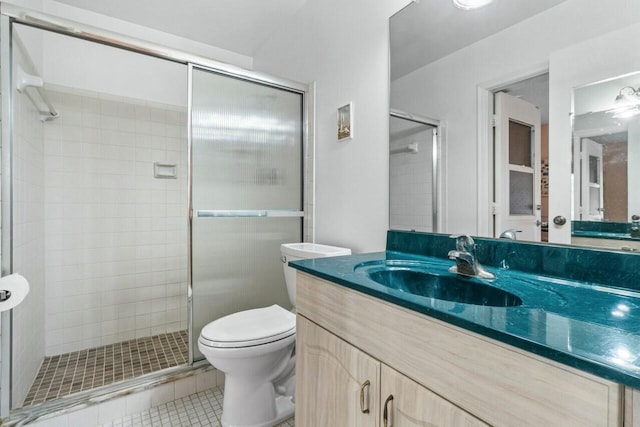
196,210,304,218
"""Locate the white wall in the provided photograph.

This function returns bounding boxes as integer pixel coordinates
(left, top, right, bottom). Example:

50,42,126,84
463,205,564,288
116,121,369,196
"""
253,0,411,253
391,0,640,236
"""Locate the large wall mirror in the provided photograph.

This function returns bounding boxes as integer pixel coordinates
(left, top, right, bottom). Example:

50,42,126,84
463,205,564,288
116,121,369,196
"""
389,0,640,251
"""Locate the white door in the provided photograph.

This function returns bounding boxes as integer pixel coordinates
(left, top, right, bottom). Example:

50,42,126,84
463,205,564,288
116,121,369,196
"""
579,138,604,221
494,92,542,241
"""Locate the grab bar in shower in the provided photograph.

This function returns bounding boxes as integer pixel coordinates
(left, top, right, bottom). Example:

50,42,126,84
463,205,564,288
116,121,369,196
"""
196,210,304,218
16,65,59,122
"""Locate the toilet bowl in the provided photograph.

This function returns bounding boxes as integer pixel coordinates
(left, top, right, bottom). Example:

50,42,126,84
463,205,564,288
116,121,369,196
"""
198,242,351,427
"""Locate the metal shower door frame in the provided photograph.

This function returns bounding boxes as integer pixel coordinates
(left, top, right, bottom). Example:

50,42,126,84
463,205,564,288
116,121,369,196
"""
186,63,306,363
0,3,309,417
389,109,442,232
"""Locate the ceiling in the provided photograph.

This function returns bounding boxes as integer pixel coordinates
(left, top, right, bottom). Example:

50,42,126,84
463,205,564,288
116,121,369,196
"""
390,0,567,80
53,0,309,56
53,0,568,76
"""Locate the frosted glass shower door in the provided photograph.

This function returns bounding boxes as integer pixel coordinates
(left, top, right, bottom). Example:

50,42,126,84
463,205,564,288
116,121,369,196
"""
190,67,303,360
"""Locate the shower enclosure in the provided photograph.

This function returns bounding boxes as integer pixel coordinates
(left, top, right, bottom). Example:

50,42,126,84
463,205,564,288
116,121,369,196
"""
389,110,440,232
0,4,308,421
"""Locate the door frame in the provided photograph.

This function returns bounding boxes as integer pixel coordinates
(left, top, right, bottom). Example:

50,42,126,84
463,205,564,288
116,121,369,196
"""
476,65,549,238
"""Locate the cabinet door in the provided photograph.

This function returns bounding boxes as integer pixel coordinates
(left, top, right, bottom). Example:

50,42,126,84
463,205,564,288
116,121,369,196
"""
296,315,380,427
380,365,489,427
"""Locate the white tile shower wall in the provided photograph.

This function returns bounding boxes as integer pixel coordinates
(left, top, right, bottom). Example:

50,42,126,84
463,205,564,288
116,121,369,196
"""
12,48,46,406
43,86,188,356
389,128,433,232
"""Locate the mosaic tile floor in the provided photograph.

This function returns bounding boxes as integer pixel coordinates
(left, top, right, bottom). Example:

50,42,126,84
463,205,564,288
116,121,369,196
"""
101,386,295,427
23,331,188,407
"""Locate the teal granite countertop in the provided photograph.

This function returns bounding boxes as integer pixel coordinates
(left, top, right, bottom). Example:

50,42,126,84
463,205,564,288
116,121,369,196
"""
289,231,640,389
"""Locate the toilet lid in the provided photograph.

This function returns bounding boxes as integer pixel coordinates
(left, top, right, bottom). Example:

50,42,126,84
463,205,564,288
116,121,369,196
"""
200,304,295,348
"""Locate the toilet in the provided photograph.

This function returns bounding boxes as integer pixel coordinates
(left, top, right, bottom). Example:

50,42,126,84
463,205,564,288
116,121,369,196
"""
198,242,351,427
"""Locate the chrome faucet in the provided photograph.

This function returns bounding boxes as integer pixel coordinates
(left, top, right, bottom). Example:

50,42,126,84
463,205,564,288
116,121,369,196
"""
499,229,521,240
447,234,495,280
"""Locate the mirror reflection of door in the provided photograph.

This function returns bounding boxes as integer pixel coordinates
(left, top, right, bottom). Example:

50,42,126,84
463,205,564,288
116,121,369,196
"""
494,92,542,242
577,138,605,221
573,129,632,227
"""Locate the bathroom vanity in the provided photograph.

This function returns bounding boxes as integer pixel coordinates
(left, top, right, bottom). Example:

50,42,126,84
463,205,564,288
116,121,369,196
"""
290,231,640,427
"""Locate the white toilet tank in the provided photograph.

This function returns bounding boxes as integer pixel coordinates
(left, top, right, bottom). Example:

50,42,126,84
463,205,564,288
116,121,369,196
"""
280,243,351,307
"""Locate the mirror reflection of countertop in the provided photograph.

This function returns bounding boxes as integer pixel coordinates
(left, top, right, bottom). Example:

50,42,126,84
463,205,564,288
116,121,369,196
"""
290,249,640,389
572,220,640,242
572,230,640,241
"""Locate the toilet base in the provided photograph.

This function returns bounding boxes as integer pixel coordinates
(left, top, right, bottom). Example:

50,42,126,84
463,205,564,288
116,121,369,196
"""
221,393,294,427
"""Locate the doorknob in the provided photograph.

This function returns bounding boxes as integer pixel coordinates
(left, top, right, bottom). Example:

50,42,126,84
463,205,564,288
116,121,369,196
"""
553,216,567,226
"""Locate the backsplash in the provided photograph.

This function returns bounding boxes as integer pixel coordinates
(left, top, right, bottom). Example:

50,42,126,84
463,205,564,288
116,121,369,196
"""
572,220,631,234
387,230,640,292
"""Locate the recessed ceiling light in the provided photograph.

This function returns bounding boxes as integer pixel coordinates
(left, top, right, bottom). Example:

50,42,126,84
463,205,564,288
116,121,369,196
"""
453,0,494,10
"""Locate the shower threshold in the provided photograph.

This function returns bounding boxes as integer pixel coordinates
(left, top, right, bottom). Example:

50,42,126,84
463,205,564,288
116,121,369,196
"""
22,330,188,407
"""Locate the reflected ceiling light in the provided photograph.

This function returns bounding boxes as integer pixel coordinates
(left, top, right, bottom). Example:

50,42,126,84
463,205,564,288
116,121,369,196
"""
611,106,640,119
607,86,640,119
453,0,494,10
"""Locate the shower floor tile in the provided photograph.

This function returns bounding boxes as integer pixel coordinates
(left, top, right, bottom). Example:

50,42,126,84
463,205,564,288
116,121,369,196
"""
23,330,188,407
100,386,295,427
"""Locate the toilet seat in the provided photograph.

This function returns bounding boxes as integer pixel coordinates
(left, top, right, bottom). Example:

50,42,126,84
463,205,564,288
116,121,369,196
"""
200,304,295,349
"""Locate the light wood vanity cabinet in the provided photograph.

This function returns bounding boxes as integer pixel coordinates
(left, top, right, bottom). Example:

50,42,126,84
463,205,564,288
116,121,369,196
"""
295,272,625,427
297,315,487,427
296,315,380,426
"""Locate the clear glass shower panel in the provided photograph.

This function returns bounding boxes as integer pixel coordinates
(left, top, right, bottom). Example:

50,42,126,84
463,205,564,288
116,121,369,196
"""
191,67,303,360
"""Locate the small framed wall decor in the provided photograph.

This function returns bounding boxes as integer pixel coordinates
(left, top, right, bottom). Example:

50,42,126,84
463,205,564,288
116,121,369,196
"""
337,102,353,141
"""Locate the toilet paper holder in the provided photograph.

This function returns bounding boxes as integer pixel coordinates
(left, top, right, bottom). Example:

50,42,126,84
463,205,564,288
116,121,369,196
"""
0,274,29,311
0,289,11,302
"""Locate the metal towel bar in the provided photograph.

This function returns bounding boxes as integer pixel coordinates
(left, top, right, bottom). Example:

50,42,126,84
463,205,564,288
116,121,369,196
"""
195,210,304,218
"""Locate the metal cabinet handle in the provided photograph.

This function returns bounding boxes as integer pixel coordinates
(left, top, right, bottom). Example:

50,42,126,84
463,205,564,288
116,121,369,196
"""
383,394,394,427
359,380,370,413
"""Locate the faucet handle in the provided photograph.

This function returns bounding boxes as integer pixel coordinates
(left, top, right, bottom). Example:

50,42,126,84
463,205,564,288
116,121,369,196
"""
499,229,522,240
448,234,475,251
